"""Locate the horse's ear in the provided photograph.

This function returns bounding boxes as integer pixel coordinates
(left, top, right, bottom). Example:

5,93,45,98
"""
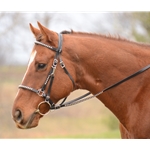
29,23,41,38
37,21,57,42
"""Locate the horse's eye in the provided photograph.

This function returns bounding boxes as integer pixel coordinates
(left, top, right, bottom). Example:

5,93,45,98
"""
37,63,46,70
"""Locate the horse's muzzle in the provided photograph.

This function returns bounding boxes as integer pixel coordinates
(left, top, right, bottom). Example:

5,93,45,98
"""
13,109,40,129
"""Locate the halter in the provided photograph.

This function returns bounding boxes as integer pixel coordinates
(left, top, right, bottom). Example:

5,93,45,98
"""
19,33,150,116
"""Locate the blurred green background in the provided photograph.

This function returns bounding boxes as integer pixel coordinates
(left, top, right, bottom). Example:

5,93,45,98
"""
1,12,150,138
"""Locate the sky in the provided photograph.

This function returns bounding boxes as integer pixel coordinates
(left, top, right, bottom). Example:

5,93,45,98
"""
0,12,146,65
2,13,115,65
13,13,109,64
0,0,149,65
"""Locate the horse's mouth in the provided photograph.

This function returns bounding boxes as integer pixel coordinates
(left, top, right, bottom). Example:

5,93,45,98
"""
15,122,35,129
15,120,37,129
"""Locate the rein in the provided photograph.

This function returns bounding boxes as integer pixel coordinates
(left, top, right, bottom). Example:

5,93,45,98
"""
19,33,150,116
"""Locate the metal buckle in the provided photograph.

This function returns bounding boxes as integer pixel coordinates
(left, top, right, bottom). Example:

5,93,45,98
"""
51,59,58,75
60,61,65,68
37,89,45,97
52,59,58,68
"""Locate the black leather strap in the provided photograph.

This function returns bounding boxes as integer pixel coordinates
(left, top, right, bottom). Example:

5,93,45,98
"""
103,64,150,93
50,64,150,109
19,32,150,112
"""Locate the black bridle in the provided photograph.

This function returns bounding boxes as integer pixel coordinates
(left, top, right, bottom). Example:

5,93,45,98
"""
19,33,150,116
19,33,77,115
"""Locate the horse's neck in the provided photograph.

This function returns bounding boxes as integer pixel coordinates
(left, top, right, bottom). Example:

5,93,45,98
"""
69,34,150,123
73,36,150,90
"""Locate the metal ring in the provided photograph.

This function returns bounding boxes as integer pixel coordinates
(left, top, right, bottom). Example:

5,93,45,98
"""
36,101,51,116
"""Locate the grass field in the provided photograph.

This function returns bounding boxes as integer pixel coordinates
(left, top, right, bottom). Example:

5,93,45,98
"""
0,65,120,138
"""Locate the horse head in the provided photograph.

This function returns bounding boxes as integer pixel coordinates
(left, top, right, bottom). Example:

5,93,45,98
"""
12,22,77,129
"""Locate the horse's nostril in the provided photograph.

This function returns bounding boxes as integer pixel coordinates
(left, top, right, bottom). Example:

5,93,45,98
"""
14,109,23,123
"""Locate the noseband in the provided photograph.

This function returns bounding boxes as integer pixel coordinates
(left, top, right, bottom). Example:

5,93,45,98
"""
19,33,150,116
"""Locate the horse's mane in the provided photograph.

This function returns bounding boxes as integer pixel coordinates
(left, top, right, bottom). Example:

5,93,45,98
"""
60,30,150,48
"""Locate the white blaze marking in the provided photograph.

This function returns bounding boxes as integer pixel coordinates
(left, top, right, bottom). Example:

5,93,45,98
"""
28,50,37,67
21,50,37,83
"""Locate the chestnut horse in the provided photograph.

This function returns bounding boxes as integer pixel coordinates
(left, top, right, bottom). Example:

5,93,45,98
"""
12,22,150,138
